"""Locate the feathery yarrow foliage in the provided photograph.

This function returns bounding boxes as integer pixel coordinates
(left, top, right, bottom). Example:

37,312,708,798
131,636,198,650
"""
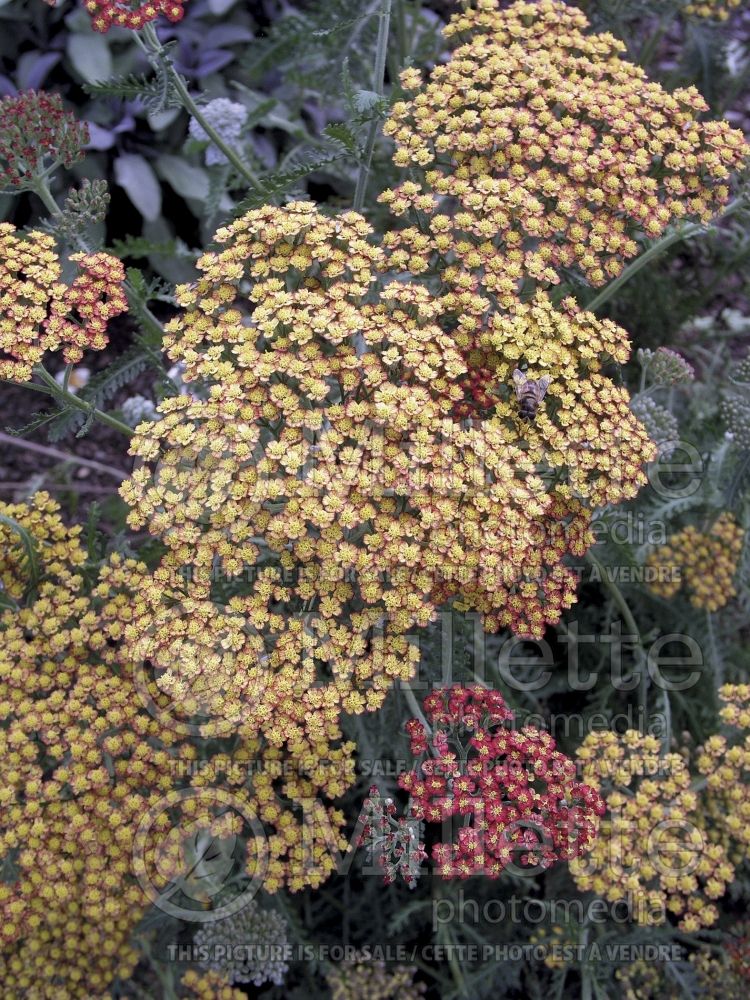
0,224,127,381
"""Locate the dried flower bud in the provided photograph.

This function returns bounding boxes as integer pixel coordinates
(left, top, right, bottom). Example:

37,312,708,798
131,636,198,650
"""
630,396,680,460
193,901,289,987
121,394,158,427
54,179,111,241
722,392,750,449
638,347,695,386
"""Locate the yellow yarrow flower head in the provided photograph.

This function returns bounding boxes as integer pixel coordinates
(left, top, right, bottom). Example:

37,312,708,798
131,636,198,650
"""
179,968,247,999
381,0,748,294
646,512,744,611
326,956,426,1000
571,729,733,931
124,203,622,663
695,685,750,867
684,0,741,21
0,494,358,996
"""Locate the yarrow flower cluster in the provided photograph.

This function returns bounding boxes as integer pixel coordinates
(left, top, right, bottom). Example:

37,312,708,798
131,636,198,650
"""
0,493,357,996
477,292,656,506
615,940,750,1000
399,686,605,879
193,900,290,986
179,969,246,999
326,957,426,1000
571,730,734,931
684,0,742,20
646,512,744,610
0,91,88,188
56,178,111,242
696,684,750,866
0,224,127,381
381,0,747,291
83,0,186,33
189,99,249,167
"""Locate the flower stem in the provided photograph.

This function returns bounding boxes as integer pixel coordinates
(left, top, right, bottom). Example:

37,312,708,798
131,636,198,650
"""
35,365,134,438
30,176,62,218
585,197,744,314
353,0,393,214
140,23,264,195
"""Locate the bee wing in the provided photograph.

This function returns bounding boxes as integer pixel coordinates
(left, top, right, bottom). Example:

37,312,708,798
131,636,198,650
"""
536,376,551,397
512,369,527,393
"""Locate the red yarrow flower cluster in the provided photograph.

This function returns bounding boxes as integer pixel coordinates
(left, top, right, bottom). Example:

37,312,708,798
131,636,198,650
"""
48,251,129,361
83,0,186,32
0,91,88,188
399,686,605,879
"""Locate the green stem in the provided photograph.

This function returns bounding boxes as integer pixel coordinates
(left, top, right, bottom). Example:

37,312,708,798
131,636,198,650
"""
125,286,166,344
30,177,62,218
35,365,133,438
140,24,264,194
584,197,744,314
394,0,408,71
353,0,393,213
585,551,641,641
585,550,651,725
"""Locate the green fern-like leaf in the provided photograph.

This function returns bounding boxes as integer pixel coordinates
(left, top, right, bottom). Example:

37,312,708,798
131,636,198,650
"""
230,154,342,218
323,123,360,156
5,410,60,438
83,70,180,113
42,406,86,443
79,346,151,412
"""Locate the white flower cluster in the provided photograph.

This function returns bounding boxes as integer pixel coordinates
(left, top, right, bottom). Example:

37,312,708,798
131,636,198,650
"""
193,900,289,987
188,98,248,166
121,394,157,427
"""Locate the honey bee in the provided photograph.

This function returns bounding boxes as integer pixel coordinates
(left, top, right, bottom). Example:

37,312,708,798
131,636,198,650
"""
512,369,551,421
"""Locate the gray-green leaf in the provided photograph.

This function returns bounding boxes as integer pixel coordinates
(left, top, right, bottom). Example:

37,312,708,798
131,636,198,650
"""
66,33,112,85
114,154,162,222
